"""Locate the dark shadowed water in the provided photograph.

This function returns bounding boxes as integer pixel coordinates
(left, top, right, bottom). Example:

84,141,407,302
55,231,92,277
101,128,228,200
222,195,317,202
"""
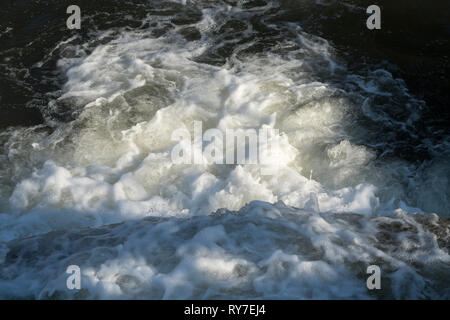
0,0,449,299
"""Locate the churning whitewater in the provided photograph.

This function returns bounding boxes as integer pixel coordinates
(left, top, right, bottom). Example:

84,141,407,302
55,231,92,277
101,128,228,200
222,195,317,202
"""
0,0,449,299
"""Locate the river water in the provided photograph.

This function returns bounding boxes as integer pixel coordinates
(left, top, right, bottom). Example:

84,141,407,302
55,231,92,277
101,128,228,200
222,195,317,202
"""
0,0,449,299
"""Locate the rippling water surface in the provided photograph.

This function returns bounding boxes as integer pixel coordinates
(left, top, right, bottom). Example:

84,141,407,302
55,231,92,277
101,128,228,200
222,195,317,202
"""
0,0,449,299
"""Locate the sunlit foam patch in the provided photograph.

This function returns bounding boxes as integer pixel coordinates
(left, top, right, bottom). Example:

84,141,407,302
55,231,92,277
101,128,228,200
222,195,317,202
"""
0,2,449,248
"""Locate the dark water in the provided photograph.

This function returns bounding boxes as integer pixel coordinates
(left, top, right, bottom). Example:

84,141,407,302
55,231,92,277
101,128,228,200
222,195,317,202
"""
0,0,449,299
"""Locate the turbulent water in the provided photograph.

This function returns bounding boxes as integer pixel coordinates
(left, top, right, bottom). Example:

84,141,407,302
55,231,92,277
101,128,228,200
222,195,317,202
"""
0,0,449,299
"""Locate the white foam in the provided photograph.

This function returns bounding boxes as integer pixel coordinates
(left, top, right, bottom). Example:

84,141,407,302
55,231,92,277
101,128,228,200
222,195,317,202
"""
1,5,449,244
0,3,449,298
1,202,448,299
